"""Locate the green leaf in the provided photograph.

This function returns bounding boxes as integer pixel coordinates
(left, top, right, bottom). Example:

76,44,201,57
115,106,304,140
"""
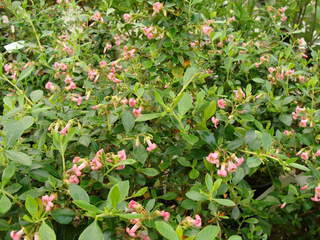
117,213,144,219
178,93,193,116
2,162,15,187
139,168,160,177
203,101,217,122
205,174,213,192
135,112,166,122
51,208,75,224
182,65,198,85
261,132,272,150
0,195,12,214
186,191,207,201
181,133,199,145
30,90,43,102
18,66,34,82
133,187,148,197
2,116,34,147
73,200,102,214
155,221,179,240
158,192,178,200
133,145,148,165
189,168,200,179
79,221,104,240
213,198,236,207
289,163,310,172
38,222,56,240
5,150,32,166
69,184,90,203
246,157,262,168
228,235,242,240
118,181,130,200
108,185,121,208
121,111,135,132
279,114,292,126
25,195,39,218
212,179,222,196
195,225,220,240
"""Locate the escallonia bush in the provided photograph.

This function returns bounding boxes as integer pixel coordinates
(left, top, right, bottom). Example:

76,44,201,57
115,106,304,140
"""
0,0,320,239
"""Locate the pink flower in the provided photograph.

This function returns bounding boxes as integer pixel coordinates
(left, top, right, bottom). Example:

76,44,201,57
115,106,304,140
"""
299,119,308,127
129,98,137,107
59,123,71,135
298,75,305,83
99,61,107,68
72,164,82,176
300,185,308,190
217,164,228,177
283,130,290,135
2,15,9,24
234,157,245,167
234,88,245,100
45,81,55,90
311,186,320,202
193,215,202,228
295,106,305,113
138,232,151,240
217,99,226,109
65,81,76,91
4,64,12,73
91,105,100,110
10,229,24,240
285,69,295,76
88,69,98,81
202,25,212,36
291,112,298,120
68,175,79,184
118,150,126,161
133,107,143,118
121,98,128,105
206,152,219,166
300,152,309,161
315,149,320,157
73,157,81,163
153,2,163,14
33,233,40,240
281,15,287,22
91,12,103,22
64,75,73,84
159,211,170,221
143,27,154,39
126,222,141,238
279,7,287,13
104,43,112,52
147,32,154,39
128,200,141,210
123,13,131,22
227,161,237,173
228,16,236,23
41,194,56,211
90,157,103,171
280,202,286,208
146,139,157,152
268,67,276,73
211,117,219,128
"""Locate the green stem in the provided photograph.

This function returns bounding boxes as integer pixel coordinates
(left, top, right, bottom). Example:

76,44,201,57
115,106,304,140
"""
0,74,34,105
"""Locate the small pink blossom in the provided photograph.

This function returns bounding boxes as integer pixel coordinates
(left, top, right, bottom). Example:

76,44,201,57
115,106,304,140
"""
91,12,103,22
283,130,291,135
90,157,103,171
129,98,137,107
4,64,12,73
41,194,56,212
217,164,228,177
300,151,309,161
73,157,81,163
121,98,128,105
133,107,143,118
123,13,131,22
217,99,226,109
202,25,213,36
298,75,305,83
211,117,219,128
10,229,24,240
45,81,55,90
300,185,308,190
315,149,320,157
153,2,163,14
64,75,73,84
193,215,202,227
295,106,305,113
234,157,245,167
88,69,98,81
206,152,219,166
234,88,245,100
227,161,237,173
311,186,320,202
68,175,79,184
299,119,308,127
268,67,276,73
146,139,157,152
126,222,141,238
281,15,287,22
128,200,141,210
65,81,76,91
59,123,71,135
291,112,298,120
118,150,127,161
2,15,9,24
91,105,100,110
159,211,170,221
280,202,286,208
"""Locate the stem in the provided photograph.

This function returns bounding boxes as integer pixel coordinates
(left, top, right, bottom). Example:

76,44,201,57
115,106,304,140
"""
61,152,66,179
0,74,34,105
311,0,318,44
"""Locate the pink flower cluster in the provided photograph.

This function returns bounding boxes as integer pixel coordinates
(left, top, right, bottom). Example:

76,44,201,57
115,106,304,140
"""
143,26,155,39
10,229,24,240
292,106,308,128
123,13,131,22
123,46,136,60
311,186,320,202
64,75,77,91
183,215,202,228
217,99,226,109
122,97,144,118
88,69,98,82
233,88,245,101
146,139,157,152
202,25,212,36
67,161,88,184
41,193,56,211
206,152,245,177
107,62,122,83
59,122,71,135
152,2,163,15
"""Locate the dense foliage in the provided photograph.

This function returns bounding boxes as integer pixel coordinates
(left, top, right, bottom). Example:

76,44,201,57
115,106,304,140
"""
1,0,320,239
